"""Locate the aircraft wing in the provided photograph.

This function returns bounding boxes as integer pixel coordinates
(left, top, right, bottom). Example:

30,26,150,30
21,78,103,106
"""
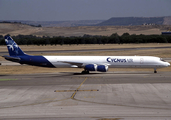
59,61,84,68
59,61,111,68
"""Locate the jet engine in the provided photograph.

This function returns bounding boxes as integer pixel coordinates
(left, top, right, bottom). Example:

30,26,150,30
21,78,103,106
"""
84,64,108,72
97,65,108,72
84,64,97,71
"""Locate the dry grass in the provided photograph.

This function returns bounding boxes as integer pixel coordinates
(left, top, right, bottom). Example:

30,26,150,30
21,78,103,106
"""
1,43,171,60
1,23,171,37
0,65,82,75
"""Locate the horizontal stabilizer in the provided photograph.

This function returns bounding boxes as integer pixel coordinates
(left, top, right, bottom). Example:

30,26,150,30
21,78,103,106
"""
2,55,20,62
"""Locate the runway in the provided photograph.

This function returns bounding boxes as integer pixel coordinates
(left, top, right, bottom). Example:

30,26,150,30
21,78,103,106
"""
0,72,171,120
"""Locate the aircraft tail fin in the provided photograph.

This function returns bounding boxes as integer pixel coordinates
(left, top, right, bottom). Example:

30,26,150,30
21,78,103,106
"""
4,36,25,56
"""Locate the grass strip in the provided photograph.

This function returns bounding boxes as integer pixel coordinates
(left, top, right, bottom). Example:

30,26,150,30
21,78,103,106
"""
0,79,18,81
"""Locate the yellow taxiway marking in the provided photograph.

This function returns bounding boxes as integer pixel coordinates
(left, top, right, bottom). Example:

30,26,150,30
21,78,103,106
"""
54,77,99,99
54,89,99,92
71,76,102,79
71,77,87,99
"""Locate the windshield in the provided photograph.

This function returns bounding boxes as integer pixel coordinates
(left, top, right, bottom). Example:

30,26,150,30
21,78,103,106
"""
160,58,166,62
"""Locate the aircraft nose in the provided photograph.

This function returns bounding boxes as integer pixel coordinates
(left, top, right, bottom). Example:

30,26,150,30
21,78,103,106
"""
166,62,170,67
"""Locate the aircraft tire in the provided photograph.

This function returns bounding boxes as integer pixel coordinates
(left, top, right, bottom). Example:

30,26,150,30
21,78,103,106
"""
81,70,89,74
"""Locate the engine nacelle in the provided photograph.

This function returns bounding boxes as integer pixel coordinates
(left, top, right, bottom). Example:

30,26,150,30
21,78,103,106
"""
97,65,108,72
84,64,97,71
84,64,108,72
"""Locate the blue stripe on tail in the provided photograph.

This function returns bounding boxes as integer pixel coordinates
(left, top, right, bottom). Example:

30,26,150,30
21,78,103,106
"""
5,36,25,56
4,36,55,68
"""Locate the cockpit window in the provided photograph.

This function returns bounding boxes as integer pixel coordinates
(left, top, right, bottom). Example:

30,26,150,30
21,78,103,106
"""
160,58,166,62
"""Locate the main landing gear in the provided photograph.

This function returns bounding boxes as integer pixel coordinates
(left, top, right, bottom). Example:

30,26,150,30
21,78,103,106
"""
154,68,157,73
81,70,89,74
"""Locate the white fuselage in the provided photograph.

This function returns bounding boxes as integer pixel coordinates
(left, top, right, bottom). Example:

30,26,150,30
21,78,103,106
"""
44,56,170,68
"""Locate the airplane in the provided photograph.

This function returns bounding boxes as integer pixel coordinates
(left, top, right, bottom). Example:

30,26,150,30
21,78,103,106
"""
2,36,170,74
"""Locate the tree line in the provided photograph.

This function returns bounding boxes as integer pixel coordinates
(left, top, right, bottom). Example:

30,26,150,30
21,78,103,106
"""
0,33,171,46
0,21,42,27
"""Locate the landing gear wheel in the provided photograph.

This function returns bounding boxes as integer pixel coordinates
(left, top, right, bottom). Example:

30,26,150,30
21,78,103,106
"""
81,70,89,74
154,68,157,73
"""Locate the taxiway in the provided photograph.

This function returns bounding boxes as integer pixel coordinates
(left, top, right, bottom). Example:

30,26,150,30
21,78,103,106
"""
0,72,171,120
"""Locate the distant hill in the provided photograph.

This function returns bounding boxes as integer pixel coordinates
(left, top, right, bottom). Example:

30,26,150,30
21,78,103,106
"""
163,16,171,25
0,20,104,27
97,17,171,26
1,22,171,37
1,17,171,27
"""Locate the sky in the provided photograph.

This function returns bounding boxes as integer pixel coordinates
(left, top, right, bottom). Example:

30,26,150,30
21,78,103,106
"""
0,0,171,21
